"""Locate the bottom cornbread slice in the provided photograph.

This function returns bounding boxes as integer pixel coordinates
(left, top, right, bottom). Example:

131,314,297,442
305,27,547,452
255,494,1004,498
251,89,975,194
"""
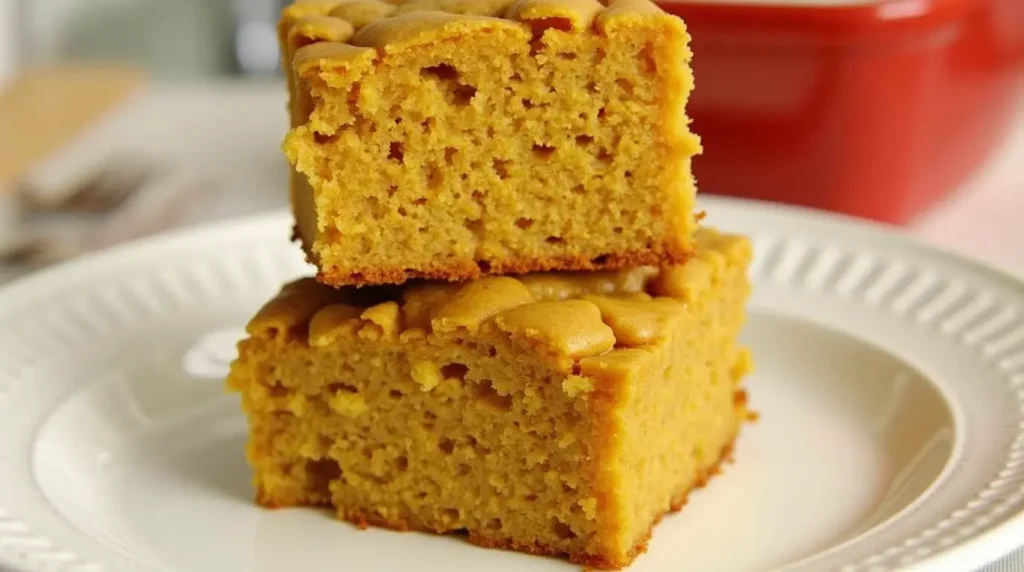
226,228,754,569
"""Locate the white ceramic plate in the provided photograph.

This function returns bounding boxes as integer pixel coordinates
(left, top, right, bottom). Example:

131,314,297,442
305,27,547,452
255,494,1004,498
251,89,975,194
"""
2,197,1024,572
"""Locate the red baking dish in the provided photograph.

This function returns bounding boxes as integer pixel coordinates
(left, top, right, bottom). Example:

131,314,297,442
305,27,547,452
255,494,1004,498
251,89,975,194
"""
659,0,1024,224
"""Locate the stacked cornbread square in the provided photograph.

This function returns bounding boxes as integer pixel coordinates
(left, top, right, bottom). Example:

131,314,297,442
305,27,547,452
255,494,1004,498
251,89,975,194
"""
279,0,702,286
227,0,754,569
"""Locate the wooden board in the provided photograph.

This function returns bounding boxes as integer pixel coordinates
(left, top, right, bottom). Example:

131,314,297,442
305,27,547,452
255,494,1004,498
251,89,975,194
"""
0,65,143,188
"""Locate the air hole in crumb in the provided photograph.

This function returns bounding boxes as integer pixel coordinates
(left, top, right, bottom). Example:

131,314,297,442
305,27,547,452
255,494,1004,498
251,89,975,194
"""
474,380,513,411
529,17,573,37
439,438,456,455
397,206,409,217
640,43,657,73
468,219,485,241
305,458,341,498
319,435,335,449
388,141,405,163
571,363,582,375
425,410,438,422
414,197,428,206
427,163,444,189
441,508,461,522
592,254,609,265
313,131,336,145
624,170,633,179
422,117,435,133
552,519,577,540
387,185,398,197
444,147,459,165
522,98,535,109
453,84,477,106
597,107,607,120
395,456,409,471
361,445,374,460
532,144,556,159
595,48,607,64
510,72,522,82
614,226,623,234
488,347,498,358
467,435,491,455
597,149,613,163
441,363,469,380
515,217,533,229
571,184,585,195
422,63,458,81
416,491,428,500
575,134,594,146
492,159,511,180
327,382,358,394
267,381,288,397
585,81,598,94
525,494,539,502
389,389,404,399
546,236,565,245
527,17,573,54
559,52,578,60
616,78,635,96
472,190,486,202
455,463,471,476
477,260,492,273
562,482,576,493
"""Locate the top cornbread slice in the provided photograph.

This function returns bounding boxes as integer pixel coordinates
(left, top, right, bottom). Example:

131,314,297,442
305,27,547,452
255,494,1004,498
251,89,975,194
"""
280,0,702,286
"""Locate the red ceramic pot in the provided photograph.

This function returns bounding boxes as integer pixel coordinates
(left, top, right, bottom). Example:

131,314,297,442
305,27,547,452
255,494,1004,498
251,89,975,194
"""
660,0,1024,224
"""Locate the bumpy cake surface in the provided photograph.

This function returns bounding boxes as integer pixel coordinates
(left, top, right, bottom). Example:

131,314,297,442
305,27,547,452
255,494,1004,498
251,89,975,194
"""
226,228,753,569
279,0,702,286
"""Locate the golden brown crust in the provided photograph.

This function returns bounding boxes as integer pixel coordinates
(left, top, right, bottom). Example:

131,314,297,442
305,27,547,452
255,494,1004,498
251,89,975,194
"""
258,228,750,361
254,433,741,570
309,239,691,287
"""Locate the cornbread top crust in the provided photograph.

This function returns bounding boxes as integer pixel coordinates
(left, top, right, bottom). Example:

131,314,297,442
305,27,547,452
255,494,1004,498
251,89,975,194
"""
282,0,681,60
247,229,749,368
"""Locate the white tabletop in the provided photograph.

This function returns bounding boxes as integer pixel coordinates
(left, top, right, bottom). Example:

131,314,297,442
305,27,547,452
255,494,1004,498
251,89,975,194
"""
1,79,1023,571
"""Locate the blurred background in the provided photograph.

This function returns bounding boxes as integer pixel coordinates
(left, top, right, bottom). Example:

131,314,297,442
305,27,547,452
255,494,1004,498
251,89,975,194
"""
0,0,286,79
0,0,1022,283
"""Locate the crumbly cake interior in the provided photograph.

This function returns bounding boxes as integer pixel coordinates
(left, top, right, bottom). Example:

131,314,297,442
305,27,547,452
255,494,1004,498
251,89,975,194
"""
281,0,701,285
227,229,752,568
